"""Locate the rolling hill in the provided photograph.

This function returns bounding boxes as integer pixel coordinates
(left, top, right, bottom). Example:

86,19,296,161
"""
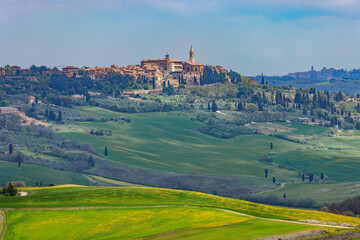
0,185,358,240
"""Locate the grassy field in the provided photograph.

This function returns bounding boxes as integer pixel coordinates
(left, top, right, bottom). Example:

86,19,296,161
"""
88,175,144,187
56,107,301,181
4,207,321,240
1,186,359,224
1,185,357,240
49,106,360,204
258,182,360,205
0,161,91,187
56,107,360,182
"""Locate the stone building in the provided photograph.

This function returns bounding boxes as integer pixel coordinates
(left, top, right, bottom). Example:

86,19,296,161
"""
183,45,204,74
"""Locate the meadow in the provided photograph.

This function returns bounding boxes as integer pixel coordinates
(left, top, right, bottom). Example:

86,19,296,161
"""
1,186,357,240
0,161,91,187
258,182,360,205
2,186,359,224
50,106,360,204
4,207,321,240
56,107,301,181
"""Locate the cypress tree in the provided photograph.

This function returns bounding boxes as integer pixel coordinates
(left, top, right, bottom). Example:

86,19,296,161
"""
9,144,13,154
104,147,108,158
211,100,218,112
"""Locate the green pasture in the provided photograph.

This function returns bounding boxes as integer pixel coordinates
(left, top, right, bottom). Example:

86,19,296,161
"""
56,107,300,181
150,218,322,240
287,122,328,136
258,182,360,205
0,161,91,187
1,186,359,225
4,207,321,240
53,106,360,201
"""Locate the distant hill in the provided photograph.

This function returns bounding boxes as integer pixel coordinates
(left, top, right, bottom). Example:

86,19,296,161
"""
252,67,360,95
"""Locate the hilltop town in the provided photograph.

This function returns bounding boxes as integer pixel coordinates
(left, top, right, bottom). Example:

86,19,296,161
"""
0,46,231,89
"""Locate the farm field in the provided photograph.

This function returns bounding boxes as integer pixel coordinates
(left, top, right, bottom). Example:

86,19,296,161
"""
1,186,359,224
257,182,360,205
1,185,357,240
49,106,360,204
0,161,91,187
56,106,360,183
4,208,322,240
56,107,302,181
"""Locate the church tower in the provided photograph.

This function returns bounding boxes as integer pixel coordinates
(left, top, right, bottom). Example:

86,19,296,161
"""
189,45,194,63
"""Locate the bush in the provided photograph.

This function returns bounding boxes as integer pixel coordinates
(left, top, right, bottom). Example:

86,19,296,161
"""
2,182,17,196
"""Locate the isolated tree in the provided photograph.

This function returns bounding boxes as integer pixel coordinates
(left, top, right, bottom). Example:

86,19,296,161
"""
301,173,305,182
270,142,273,150
320,173,324,180
3,182,17,196
207,102,211,111
35,96,38,104
283,193,286,199
309,174,314,183
261,76,265,85
88,155,95,167
265,168,268,178
104,147,108,158
58,111,62,122
16,154,23,168
272,177,276,184
9,144,13,154
211,100,218,112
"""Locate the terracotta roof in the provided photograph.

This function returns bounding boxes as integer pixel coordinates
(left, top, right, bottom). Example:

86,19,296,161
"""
63,66,79,69
184,62,203,66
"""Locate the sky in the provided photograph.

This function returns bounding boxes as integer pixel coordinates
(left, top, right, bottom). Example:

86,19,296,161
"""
1,0,360,76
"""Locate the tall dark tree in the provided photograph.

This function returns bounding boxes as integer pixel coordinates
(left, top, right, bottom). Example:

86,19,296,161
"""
88,155,95,167
309,174,314,183
320,173,324,180
272,177,276,184
302,173,305,181
207,102,211,111
16,154,23,168
58,111,62,122
265,168,268,178
283,193,286,199
211,100,218,112
104,147,108,158
9,144,13,154
270,142,273,150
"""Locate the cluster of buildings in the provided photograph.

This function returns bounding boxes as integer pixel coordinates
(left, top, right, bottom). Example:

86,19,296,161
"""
1,46,231,86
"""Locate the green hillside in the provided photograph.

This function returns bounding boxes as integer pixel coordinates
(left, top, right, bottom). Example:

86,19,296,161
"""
1,186,358,240
0,161,91,186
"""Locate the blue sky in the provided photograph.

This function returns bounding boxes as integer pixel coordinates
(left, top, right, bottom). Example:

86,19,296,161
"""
1,0,360,75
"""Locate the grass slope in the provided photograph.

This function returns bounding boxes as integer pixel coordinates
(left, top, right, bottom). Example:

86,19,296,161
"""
258,182,360,205
4,207,320,240
0,161,91,186
1,186,359,225
57,107,360,183
2,186,357,240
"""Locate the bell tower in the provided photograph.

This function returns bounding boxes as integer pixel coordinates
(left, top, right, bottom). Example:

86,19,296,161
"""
189,45,194,63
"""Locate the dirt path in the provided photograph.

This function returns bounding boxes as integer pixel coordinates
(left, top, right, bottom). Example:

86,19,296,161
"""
1,205,353,229
18,191,28,197
0,212,7,240
255,182,286,196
